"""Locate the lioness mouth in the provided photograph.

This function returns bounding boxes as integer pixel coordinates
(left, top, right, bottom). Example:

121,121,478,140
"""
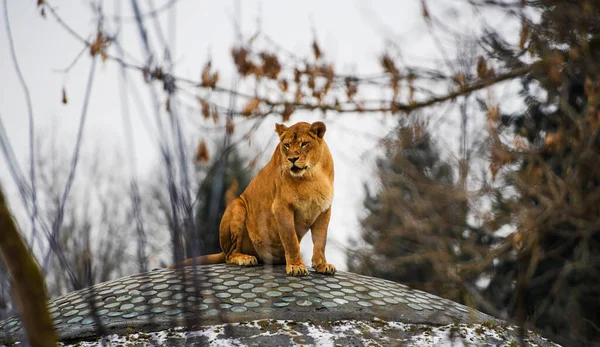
291,166,305,174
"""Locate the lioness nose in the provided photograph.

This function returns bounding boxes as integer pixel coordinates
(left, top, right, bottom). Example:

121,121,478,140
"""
288,157,299,164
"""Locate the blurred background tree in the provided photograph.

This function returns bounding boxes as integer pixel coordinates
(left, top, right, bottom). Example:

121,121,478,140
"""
480,0,600,344
348,119,496,305
191,145,252,256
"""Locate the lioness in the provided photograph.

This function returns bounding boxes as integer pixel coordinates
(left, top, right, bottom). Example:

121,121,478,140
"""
171,121,335,276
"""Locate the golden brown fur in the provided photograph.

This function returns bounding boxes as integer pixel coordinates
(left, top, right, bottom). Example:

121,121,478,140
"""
170,121,335,276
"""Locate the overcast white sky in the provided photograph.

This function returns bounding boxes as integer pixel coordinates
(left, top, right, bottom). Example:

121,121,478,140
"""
0,1,519,271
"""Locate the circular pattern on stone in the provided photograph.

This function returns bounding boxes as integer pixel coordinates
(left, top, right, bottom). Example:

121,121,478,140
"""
166,309,182,316
172,293,185,300
0,264,498,343
131,297,145,304
266,291,282,297
157,291,172,298
297,300,312,306
169,285,183,291
123,312,139,319
231,306,248,313
333,298,348,305
407,303,423,311
67,316,83,324
142,290,157,296
119,303,135,310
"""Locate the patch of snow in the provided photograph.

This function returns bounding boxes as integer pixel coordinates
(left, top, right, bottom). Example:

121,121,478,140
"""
475,275,491,289
45,320,561,347
302,321,335,346
494,224,516,238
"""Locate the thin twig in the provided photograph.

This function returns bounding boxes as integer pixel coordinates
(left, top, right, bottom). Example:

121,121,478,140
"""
3,0,39,252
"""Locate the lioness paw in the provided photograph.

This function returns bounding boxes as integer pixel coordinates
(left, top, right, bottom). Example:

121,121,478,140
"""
228,254,258,266
286,264,309,276
314,263,336,275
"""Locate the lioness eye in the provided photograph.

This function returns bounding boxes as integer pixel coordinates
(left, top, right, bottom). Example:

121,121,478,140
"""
301,142,309,148
284,143,290,149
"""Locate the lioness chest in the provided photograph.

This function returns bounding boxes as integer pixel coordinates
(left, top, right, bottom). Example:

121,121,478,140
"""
288,177,333,229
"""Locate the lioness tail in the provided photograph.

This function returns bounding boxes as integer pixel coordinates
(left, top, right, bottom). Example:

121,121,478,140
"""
167,252,226,269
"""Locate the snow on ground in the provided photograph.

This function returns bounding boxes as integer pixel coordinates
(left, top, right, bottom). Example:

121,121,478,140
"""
49,319,560,347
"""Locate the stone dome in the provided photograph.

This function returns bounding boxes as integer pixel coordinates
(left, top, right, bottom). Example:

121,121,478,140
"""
0,264,559,346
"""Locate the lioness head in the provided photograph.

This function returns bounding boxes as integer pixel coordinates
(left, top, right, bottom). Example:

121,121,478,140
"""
275,121,327,177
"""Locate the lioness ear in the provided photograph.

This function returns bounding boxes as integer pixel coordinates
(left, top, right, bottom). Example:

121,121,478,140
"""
275,123,288,138
310,121,326,138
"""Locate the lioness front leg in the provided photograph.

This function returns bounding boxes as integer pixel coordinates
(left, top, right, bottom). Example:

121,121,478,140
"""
310,207,336,275
273,201,309,276
221,198,258,267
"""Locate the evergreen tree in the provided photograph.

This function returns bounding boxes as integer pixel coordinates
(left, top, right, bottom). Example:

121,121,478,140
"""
348,120,493,303
190,146,252,256
484,1,600,344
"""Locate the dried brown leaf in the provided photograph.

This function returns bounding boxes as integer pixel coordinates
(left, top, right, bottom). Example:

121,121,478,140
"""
488,106,500,122
544,132,561,150
519,19,529,50
512,231,523,250
259,52,281,79
62,88,68,105
211,107,219,124
279,79,288,92
476,56,488,79
226,119,235,136
312,41,321,60
319,64,335,81
308,75,315,90
453,72,466,89
294,68,302,83
282,104,294,122
381,54,399,75
242,98,260,117
198,98,210,119
295,89,303,103
201,61,219,88
421,0,430,19
231,47,253,77
490,140,511,180
345,77,358,100
195,140,209,164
